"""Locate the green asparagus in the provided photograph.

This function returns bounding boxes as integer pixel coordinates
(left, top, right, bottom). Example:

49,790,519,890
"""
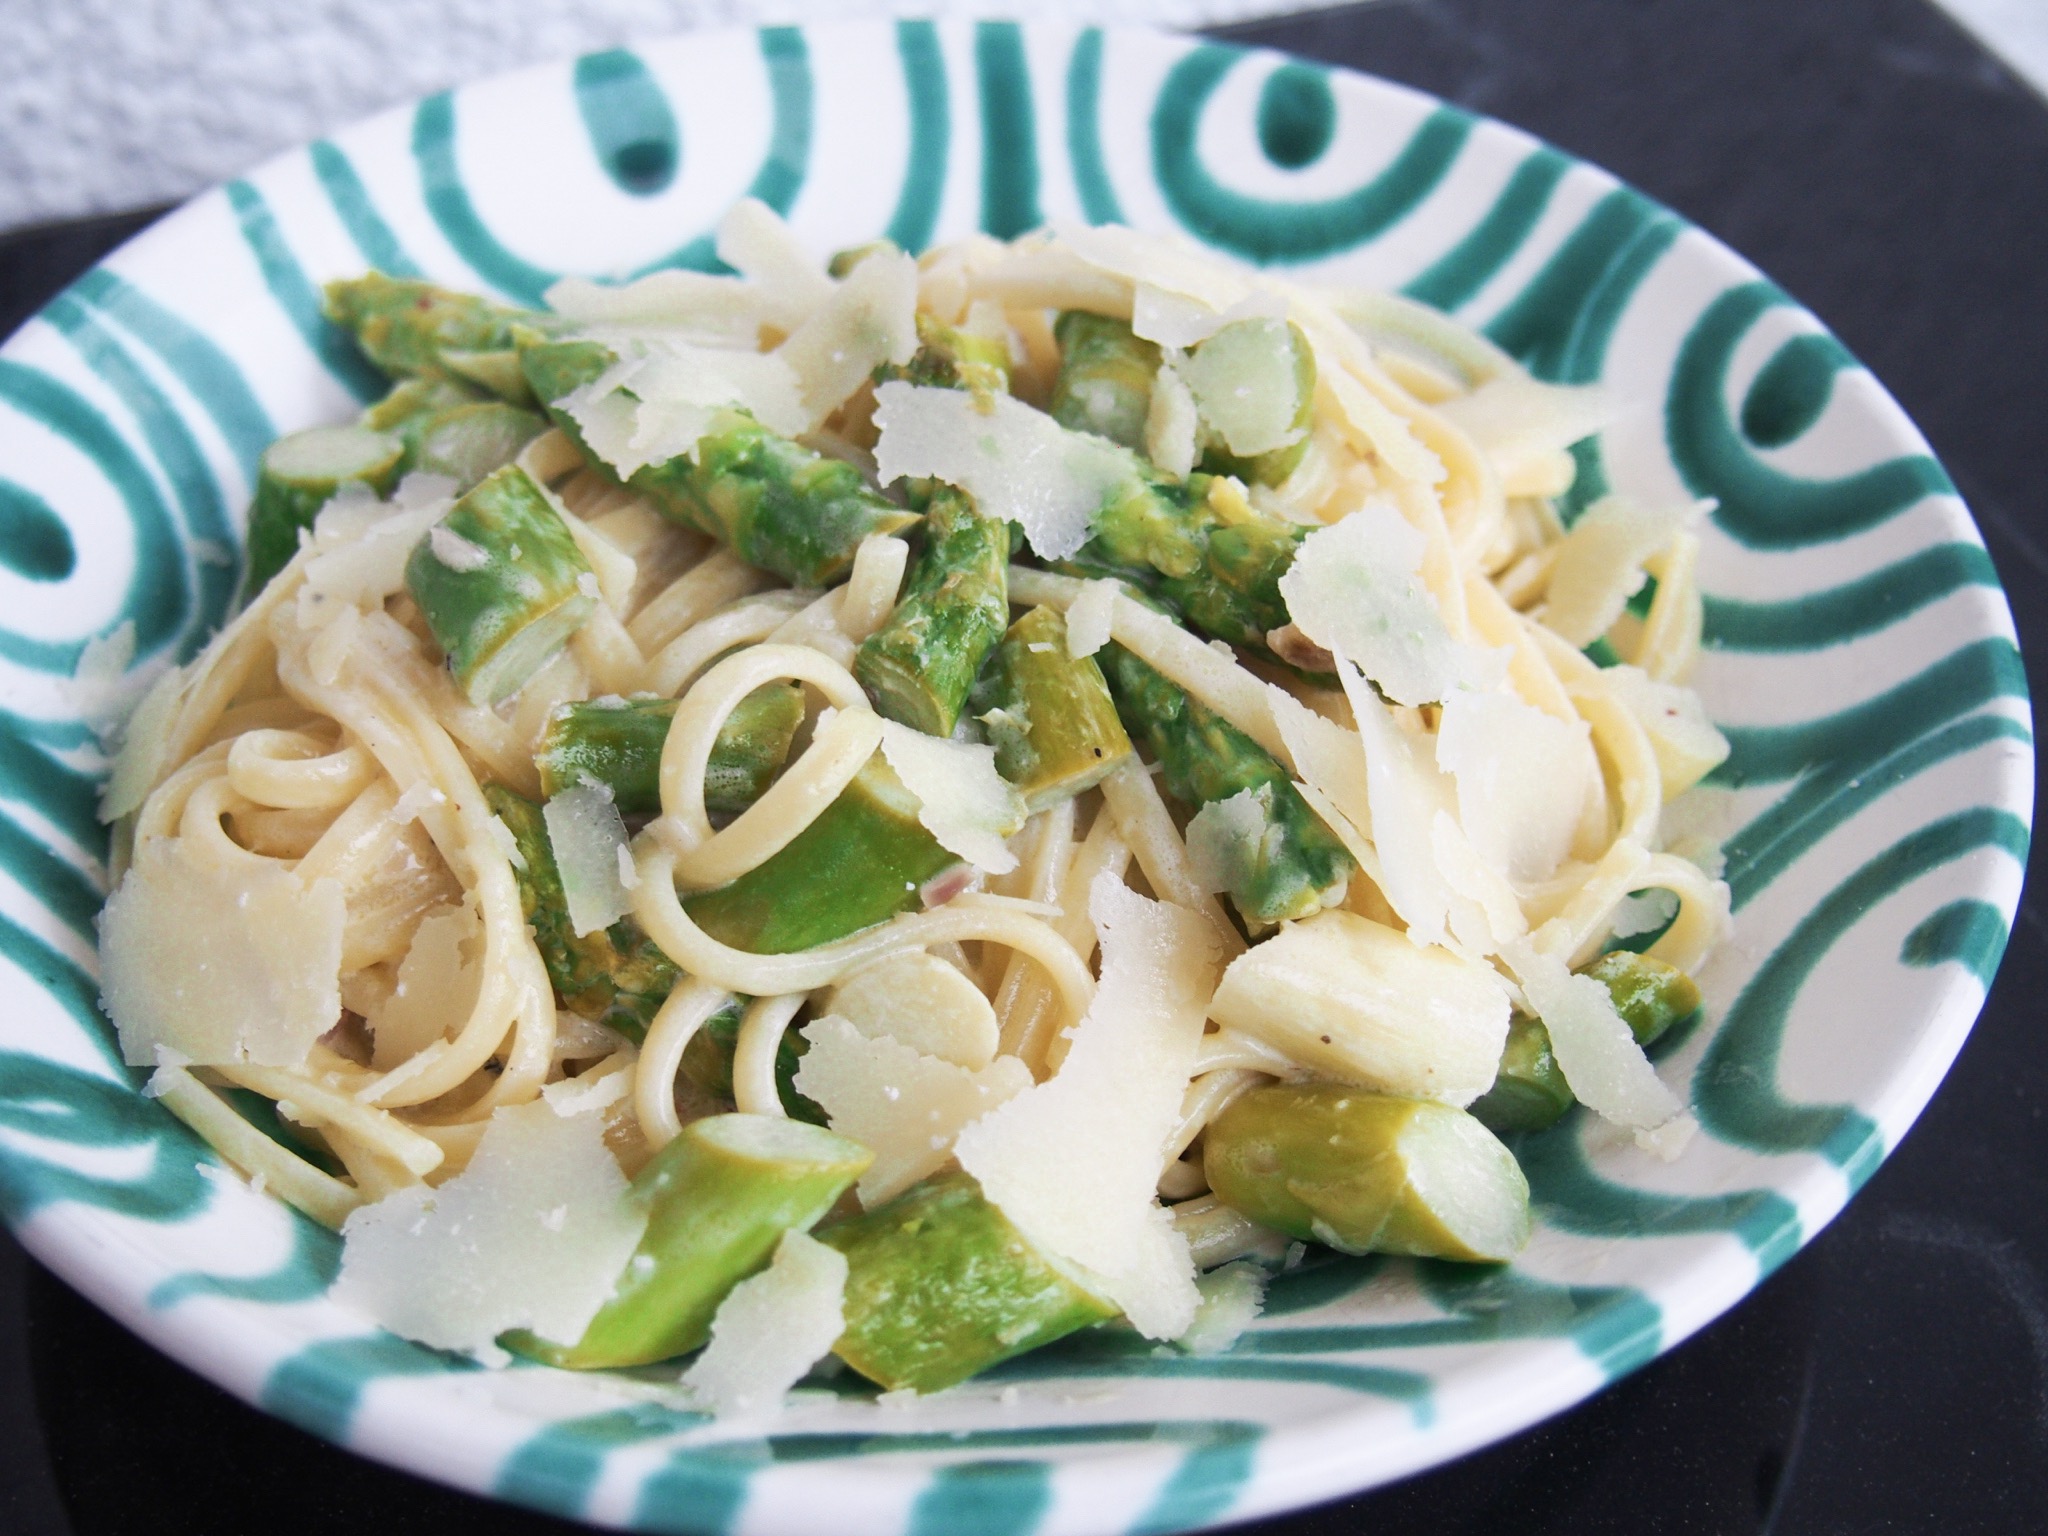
403,400,547,492
512,1113,871,1368
880,312,1011,400
242,423,405,597
972,605,1132,811
1580,950,1701,1047
1049,311,1158,452
362,375,485,433
404,464,597,706
536,684,806,817
1184,317,1317,489
1204,1082,1531,1263
682,752,957,955
324,273,546,402
521,338,917,588
485,784,678,1040
1098,643,1351,926
854,486,1010,736
818,1170,1119,1393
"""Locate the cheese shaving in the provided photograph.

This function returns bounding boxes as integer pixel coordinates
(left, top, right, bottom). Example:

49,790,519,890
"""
878,719,1026,875
1144,360,1200,479
1543,496,1696,646
297,484,449,622
1338,657,1456,947
1064,578,1119,660
332,1096,646,1364
543,782,634,936
714,198,836,331
1176,1262,1268,1355
369,903,481,1070
825,949,999,1068
681,1229,848,1418
1435,689,1593,884
1602,663,1732,798
776,247,919,427
954,875,1220,1339
872,381,1134,561
1433,375,1613,490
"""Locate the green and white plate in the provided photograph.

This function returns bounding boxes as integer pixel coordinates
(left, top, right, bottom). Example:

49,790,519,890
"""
0,20,2030,1533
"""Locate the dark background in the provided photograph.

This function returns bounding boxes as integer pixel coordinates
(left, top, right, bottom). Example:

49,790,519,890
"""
3,0,2045,1530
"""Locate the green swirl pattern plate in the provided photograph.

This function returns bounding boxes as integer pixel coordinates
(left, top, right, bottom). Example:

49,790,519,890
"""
0,20,2030,1533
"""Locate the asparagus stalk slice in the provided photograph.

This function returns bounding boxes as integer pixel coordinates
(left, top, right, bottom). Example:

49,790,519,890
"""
681,1003,828,1124
512,1113,872,1369
1185,317,1318,489
1097,643,1351,926
854,486,1010,736
1204,1082,1531,1263
404,400,548,493
404,464,598,706
1050,311,1159,451
972,605,1132,811
880,313,1012,400
521,339,918,588
536,684,806,817
1469,954,1701,1135
363,375,486,433
241,423,406,597
817,1170,1120,1393
682,751,958,955
324,272,546,402
485,784,678,1040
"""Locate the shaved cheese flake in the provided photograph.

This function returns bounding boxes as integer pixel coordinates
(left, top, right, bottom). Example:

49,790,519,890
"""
776,247,919,427
1132,284,1287,351
955,875,1221,1339
99,839,344,1069
1435,689,1593,883
70,620,140,746
333,1095,645,1363
545,270,758,340
1339,657,1455,947
100,658,187,820
825,949,999,1068
543,782,633,936
1544,496,1696,646
878,719,1026,874
1064,224,1249,310
1184,789,1272,896
1602,664,1731,798
428,524,490,572
1065,578,1119,659
793,1014,1032,1206
1266,684,1372,843
1144,360,1200,479
542,1066,632,1116
1179,316,1307,458
1434,375,1613,489
873,382,1134,561
682,1230,848,1418
560,341,806,476
1177,1262,1268,1355
561,386,649,476
1280,502,1473,705
1208,908,1509,1105
1507,944,1692,1156
1429,810,1528,956
715,198,836,330
369,903,481,1070
298,487,448,620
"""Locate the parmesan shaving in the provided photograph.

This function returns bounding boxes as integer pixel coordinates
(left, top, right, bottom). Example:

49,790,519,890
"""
1602,664,1732,799
878,719,1026,875
715,198,836,330
1543,496,1696,647
1184,789,1271,896
793,1014,1032,1207
100,657,186,821
681,1229,848,1418
1144,360,1200,479
369,903,481,1070
99,840,344,1069
296,485,449,621
427,524,490,572
776,247,919,427
1131,285,1288,351
543,782,633,936
1064,578,1119,660
872,381,1133,561
1339,657,1456,947
1179,316,1307,458
1433,376,1613,491
1435,689,1593,884
1176,1261,1268,1355
954,875,1220,1339
332,1096,646,1364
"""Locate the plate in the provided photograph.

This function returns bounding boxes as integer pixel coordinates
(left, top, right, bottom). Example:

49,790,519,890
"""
0,19,2030,1534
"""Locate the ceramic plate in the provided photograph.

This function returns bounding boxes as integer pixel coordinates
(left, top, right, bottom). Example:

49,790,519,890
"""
0,20,2030,1534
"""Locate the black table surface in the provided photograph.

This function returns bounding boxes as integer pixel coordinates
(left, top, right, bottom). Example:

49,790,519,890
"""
3,0,2044,1531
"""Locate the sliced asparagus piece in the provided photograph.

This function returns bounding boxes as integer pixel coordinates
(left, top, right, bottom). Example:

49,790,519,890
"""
854,486,1009,736
682,751,957,955
681,1002,828,1124
405,464,597,706
880,312,1012,399
1184,317,1317,489
1050,311,1159,452
512,1113,871,1369
521,338,917,588
1204,1083,1531,1263
972,605,1132,812
1469,954,1701,1135
405,400,547,493
486,784,677,1040
1098,642,1350,925
363,375,486,433
818,1170,1119,1393
242,423,405,596
536,684,806,817
324,272,545,402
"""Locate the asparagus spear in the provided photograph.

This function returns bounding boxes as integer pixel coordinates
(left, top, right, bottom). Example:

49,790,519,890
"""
880,312,1012,399
817,1170,1119,1393
241,423,405,597
485,784,678,1040
680,1003,828,1125
536,684,806,817
521,339,917,588
682,751,957,954
324,272,545,402
1184,317,1317,489
1468,952,1702,1135
971,605,1132,811
1050,311,1160,452
512,1113,871,1369
363,375,485,432
1204,1082,1531,1263
1097,643,1351,926
854,486,1009,736
404,464,597,706
404,400,547,493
